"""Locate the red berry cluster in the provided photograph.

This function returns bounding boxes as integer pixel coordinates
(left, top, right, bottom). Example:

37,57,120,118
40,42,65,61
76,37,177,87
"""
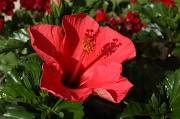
0,0,16,16
95,9,146,37
0,0,16,29
124,11,147,36
20,0,51,13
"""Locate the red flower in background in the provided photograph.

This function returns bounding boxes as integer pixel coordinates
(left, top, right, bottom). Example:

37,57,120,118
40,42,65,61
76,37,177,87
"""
20,0,35,10
0,0,16,16
125,11,147,36
131,0,137,3
94,9,146,37
28,13,136,103
95,8,109,22
20,0,51,13
0,16,4,29
152,0,175,6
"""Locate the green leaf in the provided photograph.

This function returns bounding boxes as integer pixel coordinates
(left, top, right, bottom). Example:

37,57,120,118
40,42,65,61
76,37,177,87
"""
2,106,35,119
150,93,159,112
22,75,32,89
142,3,167,18
8,29,29,43
164,68,180,119
0,28,29,53
118,101,154,119
0,40,24,54
11,9,33,28
1,83,36,99
6,67,21,83
22,54,42,86
118,91,167,119
54,100,84,119
0,52,19,74
172,43,180,54
50,1,67,23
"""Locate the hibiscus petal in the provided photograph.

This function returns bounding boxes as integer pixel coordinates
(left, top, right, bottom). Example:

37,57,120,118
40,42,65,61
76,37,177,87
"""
92,76,133,103
84,26,136,68
62,12,99,61
81,62,132,103
40,63,92,102
28,24,65,70
81,62,121,87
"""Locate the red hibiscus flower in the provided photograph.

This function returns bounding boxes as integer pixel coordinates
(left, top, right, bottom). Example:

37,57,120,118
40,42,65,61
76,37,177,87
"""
28,13,136,103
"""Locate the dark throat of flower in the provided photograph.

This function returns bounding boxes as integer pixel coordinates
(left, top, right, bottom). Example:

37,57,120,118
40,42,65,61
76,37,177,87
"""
67,29,97,87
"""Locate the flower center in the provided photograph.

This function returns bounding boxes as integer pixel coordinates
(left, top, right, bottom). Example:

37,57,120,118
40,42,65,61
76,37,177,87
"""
67,29,96,87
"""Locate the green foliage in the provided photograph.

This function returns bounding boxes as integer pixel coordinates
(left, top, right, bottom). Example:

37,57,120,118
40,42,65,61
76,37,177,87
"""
132,24,164,42
54,100,84,119
172,43,180,54
118,92,167,119
164,68,180,119
118,101,154,119
0,55,42,103
0,40,24,54
0,52,19,74
132,2,179,42
1,105,35,119
22,54,42,86
118,68,180,119
11,9,34,29
0,28,29,53
42,1,69,25
8,29,29,43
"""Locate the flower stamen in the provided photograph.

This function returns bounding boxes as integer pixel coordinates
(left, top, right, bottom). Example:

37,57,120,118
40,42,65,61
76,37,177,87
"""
67,29,96,87
82,29,96,55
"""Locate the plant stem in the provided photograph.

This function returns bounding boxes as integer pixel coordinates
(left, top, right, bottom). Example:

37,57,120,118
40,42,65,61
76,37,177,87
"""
0,75,6,84
52,98,63,110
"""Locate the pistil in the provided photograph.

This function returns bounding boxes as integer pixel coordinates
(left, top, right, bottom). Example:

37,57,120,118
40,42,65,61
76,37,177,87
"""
67,29,97,86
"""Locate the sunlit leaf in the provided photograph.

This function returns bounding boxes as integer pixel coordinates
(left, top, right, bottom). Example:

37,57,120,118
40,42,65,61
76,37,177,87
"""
0,28,29,53
1,83,36,99
2,105,35,119
6,68,21,83
8,29,29,43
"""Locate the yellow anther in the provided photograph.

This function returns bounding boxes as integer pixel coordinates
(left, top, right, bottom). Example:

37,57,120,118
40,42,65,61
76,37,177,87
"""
82,29,96,54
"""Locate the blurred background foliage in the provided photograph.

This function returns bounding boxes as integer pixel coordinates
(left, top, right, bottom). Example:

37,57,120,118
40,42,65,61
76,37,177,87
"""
0,0,180,119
